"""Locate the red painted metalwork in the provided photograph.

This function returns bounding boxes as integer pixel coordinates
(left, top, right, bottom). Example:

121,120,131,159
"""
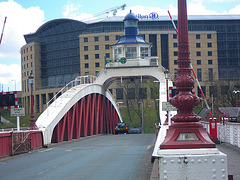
209,117,218,141
220,114,230,125
160,0,215,149
51,93,120,144
0,131,43,157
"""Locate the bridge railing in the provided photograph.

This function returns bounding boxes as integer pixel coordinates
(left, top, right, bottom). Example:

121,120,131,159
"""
105,56,159,67
47,75,96,109
201,121,240,148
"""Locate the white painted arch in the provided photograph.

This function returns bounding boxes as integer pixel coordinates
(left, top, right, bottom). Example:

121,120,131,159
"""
36,66,174,145
36,84,122,145
95,66,174,125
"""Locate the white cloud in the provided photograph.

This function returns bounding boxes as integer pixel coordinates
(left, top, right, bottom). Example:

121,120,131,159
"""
229,4,240,14
0,64,21,91
0,0,44,60
62,1,94,21
0,0,44,91
210,0,238,2
188,1,219,15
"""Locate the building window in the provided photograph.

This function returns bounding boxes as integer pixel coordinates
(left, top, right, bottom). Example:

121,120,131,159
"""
105,44,110,49
84,55,89,60
125,47,137,59
208,68,213,81
42,94,46,104
208,43,212,48
85,72,89,76
31,62,33,67
198,86,205,97
95,62,100,67
116,88,123,100
84,37,88,42
84,63,89,68
174,69,177,78
95,54,99,59
173,34,177,39
127,88,135,99
105,36,109,41
95,45,99,50
208,60,213,65
173,43,177,48
196,51,201,56
207,34,212,39
209,86,217,97
196,43,201,48
96,71,99,76
196,34,200,39
140,47,148,58
94,36,99,42
139,88,147,99
31,54,33,59
174,51,178,56
174,60,178,65
105,53,110,58
197,69,202,81
115,35,120,40
208,51,212,56
84,46,88,51
151,87,159,99
221,86,229,95
30,46,32,51
197,60,201,65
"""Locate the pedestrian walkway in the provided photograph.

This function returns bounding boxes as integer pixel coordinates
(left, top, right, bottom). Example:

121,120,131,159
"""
150,143,240,180
217,143,240,180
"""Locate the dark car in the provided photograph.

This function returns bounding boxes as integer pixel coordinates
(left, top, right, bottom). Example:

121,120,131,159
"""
129,128,141,134
115,122,129,134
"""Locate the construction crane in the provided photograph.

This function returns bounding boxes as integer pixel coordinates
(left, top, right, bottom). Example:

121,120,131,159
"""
82,4,126,22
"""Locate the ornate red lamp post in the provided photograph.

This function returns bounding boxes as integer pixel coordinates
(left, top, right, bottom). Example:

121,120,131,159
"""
164,69,170,125
160,0,215,149
28,73,37,130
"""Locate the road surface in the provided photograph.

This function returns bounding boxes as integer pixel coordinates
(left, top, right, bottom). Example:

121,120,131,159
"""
0,134,155,180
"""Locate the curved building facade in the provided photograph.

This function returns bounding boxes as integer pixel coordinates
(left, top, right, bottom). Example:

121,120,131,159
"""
21,15,240,113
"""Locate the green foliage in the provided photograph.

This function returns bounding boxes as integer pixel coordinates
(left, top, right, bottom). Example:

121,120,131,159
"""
0,109,41,129
119,107,160,133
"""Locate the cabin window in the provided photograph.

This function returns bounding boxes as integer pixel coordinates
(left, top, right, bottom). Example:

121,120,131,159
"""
114,47,122,59
125,47,137,59
140,47,149,58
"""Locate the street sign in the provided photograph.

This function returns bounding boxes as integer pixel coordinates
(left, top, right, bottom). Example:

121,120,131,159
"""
11,108,25,117
162,102,177,111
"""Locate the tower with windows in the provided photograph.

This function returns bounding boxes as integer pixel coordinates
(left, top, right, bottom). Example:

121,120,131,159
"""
111,10,152,61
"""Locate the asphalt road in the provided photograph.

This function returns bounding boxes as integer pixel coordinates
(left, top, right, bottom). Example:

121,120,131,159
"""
0,134,156,180
217,143,240,180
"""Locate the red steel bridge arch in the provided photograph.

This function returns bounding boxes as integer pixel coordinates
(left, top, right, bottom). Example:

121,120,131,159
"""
36,84,122,146
51,93,119,144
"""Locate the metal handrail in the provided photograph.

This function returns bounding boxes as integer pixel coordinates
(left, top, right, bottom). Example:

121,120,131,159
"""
46,75,96,110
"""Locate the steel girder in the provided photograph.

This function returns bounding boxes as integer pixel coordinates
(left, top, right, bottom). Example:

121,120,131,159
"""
51,93,119,143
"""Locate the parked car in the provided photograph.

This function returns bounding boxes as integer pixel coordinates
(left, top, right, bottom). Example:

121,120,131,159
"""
115,122,129,134
129,128,141,134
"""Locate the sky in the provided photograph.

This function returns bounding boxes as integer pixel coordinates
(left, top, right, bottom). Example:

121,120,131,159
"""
0,0,239,91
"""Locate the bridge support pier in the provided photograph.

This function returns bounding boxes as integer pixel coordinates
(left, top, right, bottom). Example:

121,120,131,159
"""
157,148,228,180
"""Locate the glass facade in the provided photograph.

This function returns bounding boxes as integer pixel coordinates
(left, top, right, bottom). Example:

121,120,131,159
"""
24,19,86,89
23,16,240,91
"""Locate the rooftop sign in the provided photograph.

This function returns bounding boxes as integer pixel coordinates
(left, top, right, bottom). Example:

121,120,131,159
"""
136,12,160,20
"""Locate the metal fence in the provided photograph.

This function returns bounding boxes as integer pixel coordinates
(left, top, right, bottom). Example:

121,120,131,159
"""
201,121,240,148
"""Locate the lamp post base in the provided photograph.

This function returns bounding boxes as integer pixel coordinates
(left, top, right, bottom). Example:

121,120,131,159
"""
27,118,37,130
160,122,215,149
